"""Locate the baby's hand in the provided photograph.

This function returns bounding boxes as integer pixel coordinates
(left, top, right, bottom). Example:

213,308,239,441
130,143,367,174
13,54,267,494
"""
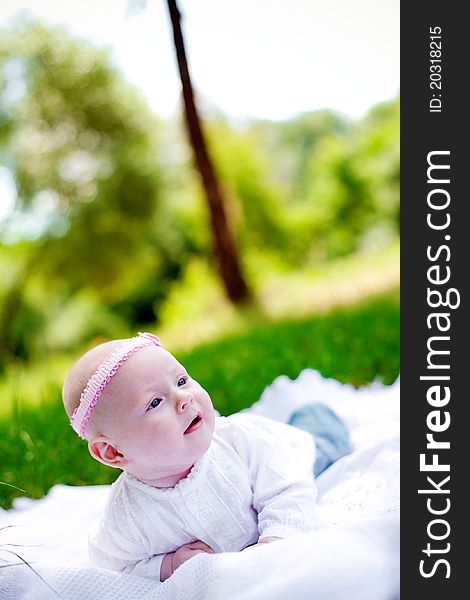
160,540,214,582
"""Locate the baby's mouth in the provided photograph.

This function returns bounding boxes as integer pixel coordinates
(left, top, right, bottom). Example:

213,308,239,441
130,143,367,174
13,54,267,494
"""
184,414,203,435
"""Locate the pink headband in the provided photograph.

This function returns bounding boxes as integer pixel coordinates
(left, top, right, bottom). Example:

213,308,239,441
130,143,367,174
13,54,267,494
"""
70,332,163,439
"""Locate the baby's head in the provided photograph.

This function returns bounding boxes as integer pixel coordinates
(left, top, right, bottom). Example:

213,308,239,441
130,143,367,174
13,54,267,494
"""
62,333,215,487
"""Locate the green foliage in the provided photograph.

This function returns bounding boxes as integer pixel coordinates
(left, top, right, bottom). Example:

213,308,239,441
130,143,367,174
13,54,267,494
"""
0,288,399,509
0,20,161,230
304,99,400,258
253,110,351,201
201,103,399,265
0,19,170,359
0,17,399,372
205,120,290,254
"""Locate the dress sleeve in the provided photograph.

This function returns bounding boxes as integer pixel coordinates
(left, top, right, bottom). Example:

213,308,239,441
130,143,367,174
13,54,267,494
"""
89,531,165,579
224,413,317,540
88,484,166,581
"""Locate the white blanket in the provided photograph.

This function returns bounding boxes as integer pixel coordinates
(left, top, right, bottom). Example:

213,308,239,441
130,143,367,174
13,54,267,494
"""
0,370,400,600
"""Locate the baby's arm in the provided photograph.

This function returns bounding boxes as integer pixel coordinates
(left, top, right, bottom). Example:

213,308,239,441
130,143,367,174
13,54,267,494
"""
91,534,213,581
160,540,214,582
229,414,318,541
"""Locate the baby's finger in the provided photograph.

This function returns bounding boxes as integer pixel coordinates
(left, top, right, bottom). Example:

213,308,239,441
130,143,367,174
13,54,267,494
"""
187,541,214,553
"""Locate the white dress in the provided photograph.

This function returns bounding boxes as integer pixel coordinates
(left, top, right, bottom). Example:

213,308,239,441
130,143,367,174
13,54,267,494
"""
89,413,317,579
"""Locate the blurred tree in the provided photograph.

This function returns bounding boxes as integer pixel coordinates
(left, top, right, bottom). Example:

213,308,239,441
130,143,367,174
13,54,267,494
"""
253,110,351,202
204,119,290,253
165,0,252,304
355,98,400,232
0,15,400,364
298,99,400,260
0,20,166,362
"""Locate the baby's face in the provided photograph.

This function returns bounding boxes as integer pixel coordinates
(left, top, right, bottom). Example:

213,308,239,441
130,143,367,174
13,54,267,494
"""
101,346,215,484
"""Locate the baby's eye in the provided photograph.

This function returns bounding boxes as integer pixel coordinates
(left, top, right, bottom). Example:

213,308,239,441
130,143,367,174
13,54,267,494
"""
147,398,162,411
177,376,187,387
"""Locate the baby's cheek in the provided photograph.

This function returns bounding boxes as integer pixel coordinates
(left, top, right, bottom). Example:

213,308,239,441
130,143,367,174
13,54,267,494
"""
135,426,163,450
206,409,216,438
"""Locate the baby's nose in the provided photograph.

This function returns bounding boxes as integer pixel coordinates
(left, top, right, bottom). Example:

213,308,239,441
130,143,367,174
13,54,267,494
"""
176,391,193,413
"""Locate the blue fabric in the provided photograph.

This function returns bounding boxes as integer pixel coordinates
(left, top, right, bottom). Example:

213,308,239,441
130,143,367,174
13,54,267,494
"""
288,403,352,477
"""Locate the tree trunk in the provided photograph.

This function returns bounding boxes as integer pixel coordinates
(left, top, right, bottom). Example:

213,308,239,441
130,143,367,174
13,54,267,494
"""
165,0,252,304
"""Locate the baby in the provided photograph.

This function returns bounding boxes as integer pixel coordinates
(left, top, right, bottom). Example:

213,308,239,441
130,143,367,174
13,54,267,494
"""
62,332,350,582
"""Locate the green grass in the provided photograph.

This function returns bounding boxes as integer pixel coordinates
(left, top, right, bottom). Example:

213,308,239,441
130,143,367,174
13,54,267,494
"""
0,288,399,509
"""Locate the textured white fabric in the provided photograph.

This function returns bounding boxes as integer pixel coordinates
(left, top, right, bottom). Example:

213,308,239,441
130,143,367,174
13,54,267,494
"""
0,369,400,600
89,414,317,578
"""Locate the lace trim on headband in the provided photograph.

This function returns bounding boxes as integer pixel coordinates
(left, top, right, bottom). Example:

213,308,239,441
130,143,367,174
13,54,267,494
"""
70,333,161,439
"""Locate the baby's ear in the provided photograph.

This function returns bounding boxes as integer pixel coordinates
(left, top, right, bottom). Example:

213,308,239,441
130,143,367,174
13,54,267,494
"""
88,436,129,469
